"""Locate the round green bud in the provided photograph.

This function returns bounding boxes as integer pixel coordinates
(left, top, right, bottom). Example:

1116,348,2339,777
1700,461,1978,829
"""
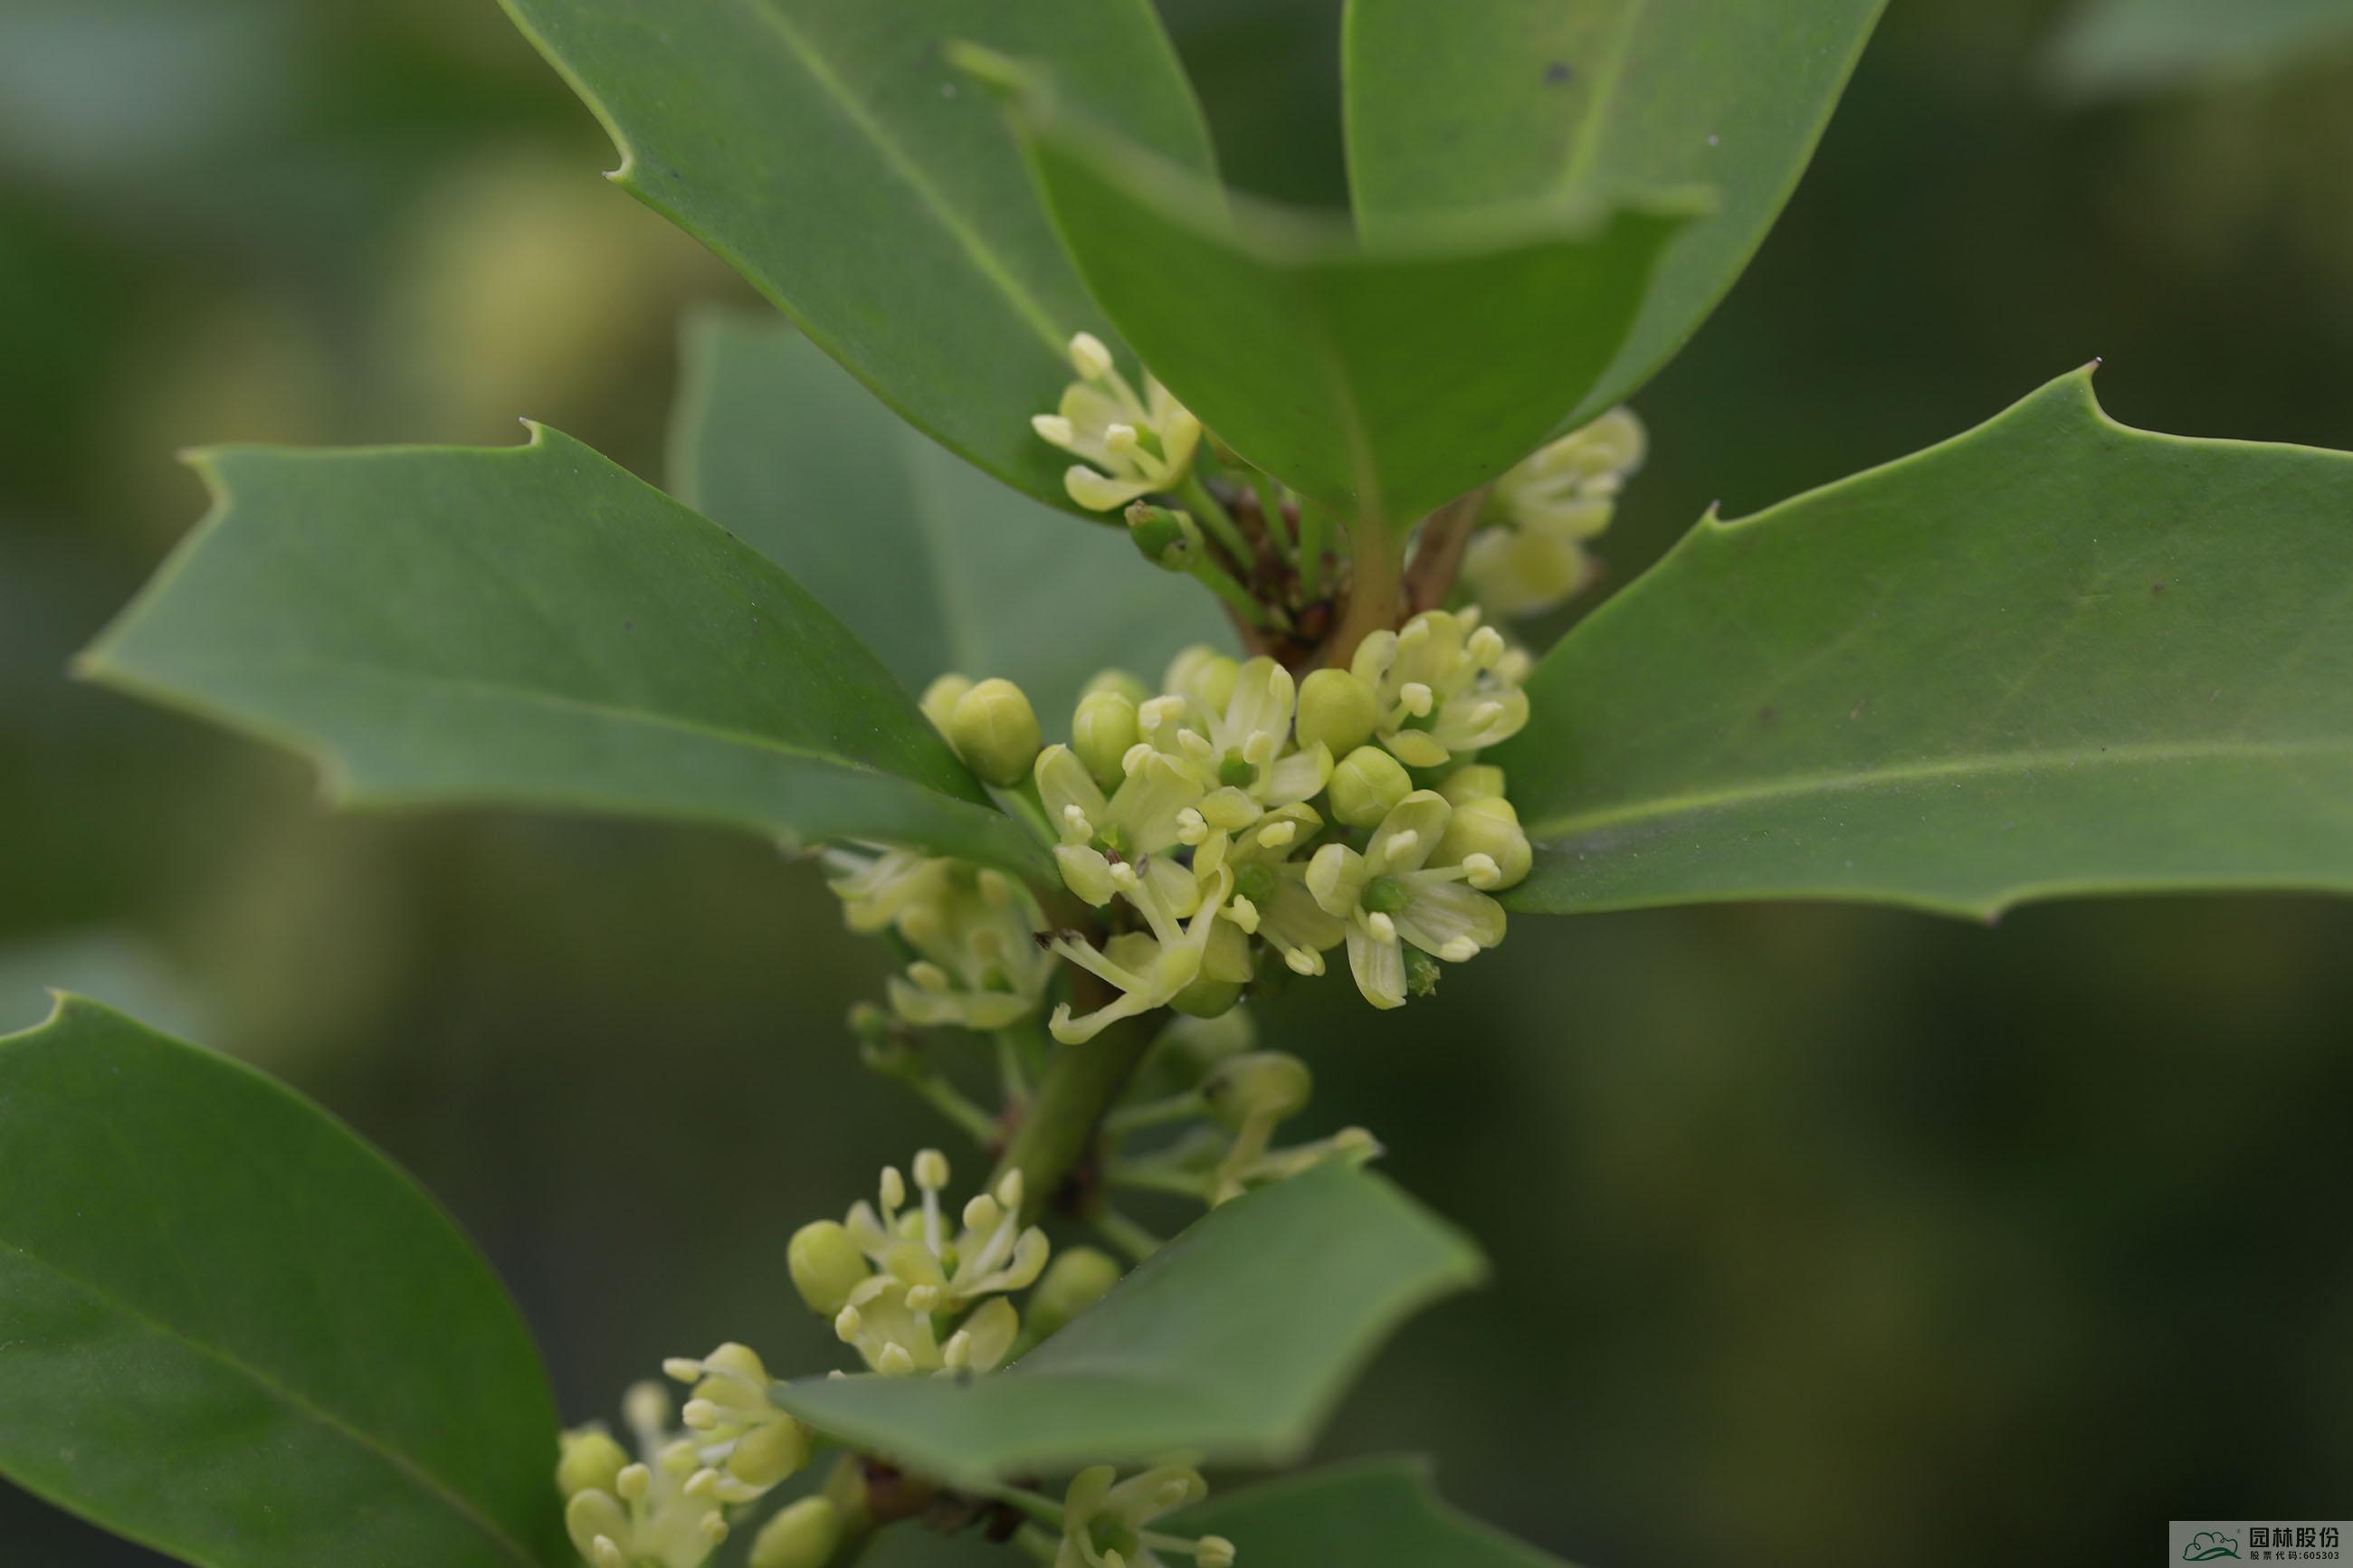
1082,668,1151,707
1026,1246,1124,1339
1170,971,1244,1019
749,1497,843,1568
787,1220,870,1317
1329,745,1413,827
1072,689,1141,789
1435,795,1532,889
919,672,973,734
728,1418,811,1488
1435,764,1507,805
1165,646,1239,713
1163,1006,1257,1067
1296,668,1378,756
1204,1050,1313,1129
1125,502,1201,571
948,677,1043,786
556,1427,628,1498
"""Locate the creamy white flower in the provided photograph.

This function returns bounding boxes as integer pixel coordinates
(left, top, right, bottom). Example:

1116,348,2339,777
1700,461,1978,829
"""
1349,608,1529,769
1468,406,1643,618
1032,333,1202,511
1138,654,1332,812
1306,791,1508,1008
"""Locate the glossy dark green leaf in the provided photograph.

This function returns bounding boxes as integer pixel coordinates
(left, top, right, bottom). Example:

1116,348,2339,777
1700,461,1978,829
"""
1497,368,2353,918
1344,0,1885,432
987,68,1694,526
1177,1458,1576,1566
671,311,1227,720
0,997,565,1567
2045,0,2353,97
495,0,1213,509
774,1165,1485,1487
80,430,1052,880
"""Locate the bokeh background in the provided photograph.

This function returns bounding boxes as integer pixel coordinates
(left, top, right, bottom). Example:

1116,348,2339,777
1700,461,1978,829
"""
7,2,2352,1563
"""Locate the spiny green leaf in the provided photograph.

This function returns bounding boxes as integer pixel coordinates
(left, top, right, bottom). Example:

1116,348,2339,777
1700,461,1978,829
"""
80,429,1053,881
1495,367,2353,918
494,0,1214,510
1344,0,1886,433
671,311,1227,720
774,1165,1485,1487
0,997,566,1568
2044,0,2353,98
1178,1458,1578,1567
983,66,1697,527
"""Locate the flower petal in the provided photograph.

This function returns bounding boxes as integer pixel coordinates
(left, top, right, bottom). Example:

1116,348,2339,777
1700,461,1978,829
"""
1346,922,1407,1009
1393,877,1507,958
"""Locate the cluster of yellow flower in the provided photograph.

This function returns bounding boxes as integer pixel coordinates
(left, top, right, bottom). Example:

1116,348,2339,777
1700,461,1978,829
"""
836,607,1538,1046
558,1145,1236,1568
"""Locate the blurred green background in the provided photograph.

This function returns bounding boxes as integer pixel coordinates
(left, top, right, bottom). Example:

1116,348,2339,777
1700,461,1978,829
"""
6,2,2350,1564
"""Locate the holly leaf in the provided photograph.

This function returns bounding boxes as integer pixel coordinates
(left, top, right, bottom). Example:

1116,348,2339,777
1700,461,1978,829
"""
1178,1458,1578,1566
495,0,1213,509
0,997,566,1568
671,311,1227,720
1497,367,2353,917
774,1165,1485,1487
1344,0,1886,432
977,60,1697,526
80,430,1051,881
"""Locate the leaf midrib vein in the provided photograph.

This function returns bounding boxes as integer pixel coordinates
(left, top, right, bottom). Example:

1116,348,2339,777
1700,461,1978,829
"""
737,0,1068,356
1529,735,2353,838
1555,0,1652,195
151,651,986,803
0,1232,543,1567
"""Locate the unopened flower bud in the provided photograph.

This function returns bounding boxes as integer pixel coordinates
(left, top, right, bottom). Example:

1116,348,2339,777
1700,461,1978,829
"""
919,672,973,734
750,1496,843,1568
1072,689,1142,789
1435,795,1532,889
1198,1536,1238,1568
787,1220,869,1316
727,1418,810,1488
1204,1051,1312,1128
1163,1006,1257,1066
566,1489,630,1562
1296,668,1377,756
1329,745,1413,827
557,1428,629,1498
1435,764,1507,805
1125,502,1202,571
1164,646,1239,713
1026,1245,1124,1340
948,678,1042,786
1170,971,1244,1019
1082,668,1151,707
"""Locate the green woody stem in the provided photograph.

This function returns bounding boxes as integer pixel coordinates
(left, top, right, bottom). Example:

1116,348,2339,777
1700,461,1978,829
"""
1326,514,1405,668
989,1011,1157,1225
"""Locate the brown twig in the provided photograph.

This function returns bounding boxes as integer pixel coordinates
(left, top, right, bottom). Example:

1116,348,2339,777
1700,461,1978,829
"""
1403,486,1491,617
